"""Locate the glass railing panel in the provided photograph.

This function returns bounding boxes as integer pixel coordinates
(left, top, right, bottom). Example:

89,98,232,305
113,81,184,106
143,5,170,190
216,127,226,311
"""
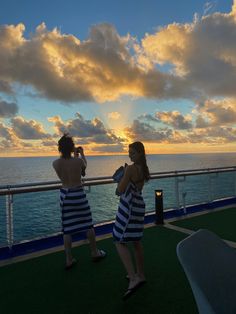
178,171,236,208
13,190,61,243
178,174,210,207
86,183,119,223
12,184,121,243
211,171,235,200
88,178,178,219
143,177,176,212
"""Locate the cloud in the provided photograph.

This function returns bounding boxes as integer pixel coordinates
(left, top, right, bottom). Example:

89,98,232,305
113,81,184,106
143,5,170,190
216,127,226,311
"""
156,111,192,129
108,111,121,120
0,122,15,140
125,119,187,143
0,118,57,153
90,143,125,153
41,139,57,146
0,121,21,148
0,99,18,118
2,3,236,105
11,116,50,139
0,23,151,103
141,1,236,100
195,115,210,128
48,113,125,145
142,111,192,129
195,98,236,126
0,80,13,94
186,127,236,144
4,13,236,103
125,113,236,145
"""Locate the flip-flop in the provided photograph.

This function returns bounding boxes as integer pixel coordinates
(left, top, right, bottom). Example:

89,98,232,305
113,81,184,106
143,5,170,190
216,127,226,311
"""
65,258,77,270
92,249,106,262
125,275,147,284
123,280,145,300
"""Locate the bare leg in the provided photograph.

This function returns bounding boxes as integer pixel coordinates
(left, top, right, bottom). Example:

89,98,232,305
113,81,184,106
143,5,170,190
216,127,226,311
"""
133,241,146,281
86,228,99,256
63,234,73,265
115,242,138,288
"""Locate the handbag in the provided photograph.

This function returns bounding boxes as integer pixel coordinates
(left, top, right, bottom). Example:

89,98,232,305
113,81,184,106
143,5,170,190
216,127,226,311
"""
112,163,128,182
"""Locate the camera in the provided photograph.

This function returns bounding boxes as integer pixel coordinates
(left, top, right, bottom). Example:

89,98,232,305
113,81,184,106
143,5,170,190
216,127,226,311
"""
75,146,81,153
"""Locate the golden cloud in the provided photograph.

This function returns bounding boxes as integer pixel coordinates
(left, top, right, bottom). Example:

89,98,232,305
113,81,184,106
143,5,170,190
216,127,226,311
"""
108,111,121,120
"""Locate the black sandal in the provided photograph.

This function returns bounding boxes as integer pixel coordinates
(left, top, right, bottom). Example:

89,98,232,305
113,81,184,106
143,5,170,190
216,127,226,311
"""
123,281,143,300
65,258,77,270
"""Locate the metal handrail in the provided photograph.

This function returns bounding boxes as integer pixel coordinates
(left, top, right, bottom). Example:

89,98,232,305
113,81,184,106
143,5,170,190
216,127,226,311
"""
0,166,236,196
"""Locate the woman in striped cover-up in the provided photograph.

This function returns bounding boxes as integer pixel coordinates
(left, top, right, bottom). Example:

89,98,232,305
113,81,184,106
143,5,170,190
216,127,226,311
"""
113,141,150,299
53,134,106,269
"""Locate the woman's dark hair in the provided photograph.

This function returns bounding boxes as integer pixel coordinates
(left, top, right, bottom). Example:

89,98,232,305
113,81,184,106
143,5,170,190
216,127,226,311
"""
129,141,150,181
58,134,74,159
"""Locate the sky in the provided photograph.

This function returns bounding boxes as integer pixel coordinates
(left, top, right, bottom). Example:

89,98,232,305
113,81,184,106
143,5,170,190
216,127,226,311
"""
0,0,236,156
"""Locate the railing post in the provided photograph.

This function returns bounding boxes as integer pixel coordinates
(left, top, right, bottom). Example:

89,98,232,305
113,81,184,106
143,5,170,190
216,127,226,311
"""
6,188,14,249
207,172,218,203
208,171,212,203
234,171,236,196
175,175,186,210
182,191,187,214
175,174,180,209
84,185,91,193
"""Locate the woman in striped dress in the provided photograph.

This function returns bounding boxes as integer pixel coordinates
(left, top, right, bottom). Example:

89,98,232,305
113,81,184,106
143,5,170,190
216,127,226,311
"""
113,142,150,299
53,134,106,269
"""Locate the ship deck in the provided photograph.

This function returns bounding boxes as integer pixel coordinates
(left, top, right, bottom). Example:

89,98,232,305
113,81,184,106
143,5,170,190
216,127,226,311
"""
1,206,236,314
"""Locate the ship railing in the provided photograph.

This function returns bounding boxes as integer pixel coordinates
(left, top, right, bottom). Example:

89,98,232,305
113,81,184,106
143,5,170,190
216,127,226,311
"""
1,166,236,249
1,165,236,193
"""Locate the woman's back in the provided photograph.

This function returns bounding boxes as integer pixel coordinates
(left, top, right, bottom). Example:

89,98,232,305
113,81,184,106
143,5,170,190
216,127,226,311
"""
53,157,84,188
129,164,144,191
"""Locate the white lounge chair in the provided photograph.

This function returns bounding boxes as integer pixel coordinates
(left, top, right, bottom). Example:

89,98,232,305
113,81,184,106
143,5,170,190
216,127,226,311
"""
176,229,236,314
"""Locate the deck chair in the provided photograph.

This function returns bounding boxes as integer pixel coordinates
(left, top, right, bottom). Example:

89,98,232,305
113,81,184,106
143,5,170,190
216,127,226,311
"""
176,229,236,314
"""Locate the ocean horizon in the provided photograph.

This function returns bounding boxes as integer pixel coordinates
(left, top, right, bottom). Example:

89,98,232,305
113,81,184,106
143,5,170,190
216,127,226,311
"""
1,152,236,186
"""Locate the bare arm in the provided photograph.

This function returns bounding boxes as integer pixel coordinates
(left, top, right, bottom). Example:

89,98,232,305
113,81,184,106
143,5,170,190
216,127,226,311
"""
74,146,87,168
117,166,132,194
79,148,87,168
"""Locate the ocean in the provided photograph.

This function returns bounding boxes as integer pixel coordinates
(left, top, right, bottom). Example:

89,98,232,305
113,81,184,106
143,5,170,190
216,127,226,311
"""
0,153,236,246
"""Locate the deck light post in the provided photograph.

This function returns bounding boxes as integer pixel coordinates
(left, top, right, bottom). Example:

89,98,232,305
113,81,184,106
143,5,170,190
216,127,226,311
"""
155,189,164,225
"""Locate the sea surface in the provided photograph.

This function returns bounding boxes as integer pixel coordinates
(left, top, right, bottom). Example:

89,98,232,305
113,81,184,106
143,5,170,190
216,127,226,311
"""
0,153,236,246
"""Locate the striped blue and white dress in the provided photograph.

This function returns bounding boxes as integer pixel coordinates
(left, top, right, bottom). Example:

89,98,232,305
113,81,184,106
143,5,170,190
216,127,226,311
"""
113,182,145,242
60,186,93,235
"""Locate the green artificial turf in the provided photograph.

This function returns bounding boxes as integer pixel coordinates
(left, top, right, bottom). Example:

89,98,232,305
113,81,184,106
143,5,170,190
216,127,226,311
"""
0,226,197,314
171,207,236,242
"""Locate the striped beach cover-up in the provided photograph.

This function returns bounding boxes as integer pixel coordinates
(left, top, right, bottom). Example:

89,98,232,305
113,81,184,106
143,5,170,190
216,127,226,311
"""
60,186,93,235
113,182,145,242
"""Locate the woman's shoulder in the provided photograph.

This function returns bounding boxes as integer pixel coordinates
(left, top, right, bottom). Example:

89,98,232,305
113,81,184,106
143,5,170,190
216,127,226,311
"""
52,158,60,167
126,164,135,171
52,158,58,165
127,164,135,169
125,164,137,176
